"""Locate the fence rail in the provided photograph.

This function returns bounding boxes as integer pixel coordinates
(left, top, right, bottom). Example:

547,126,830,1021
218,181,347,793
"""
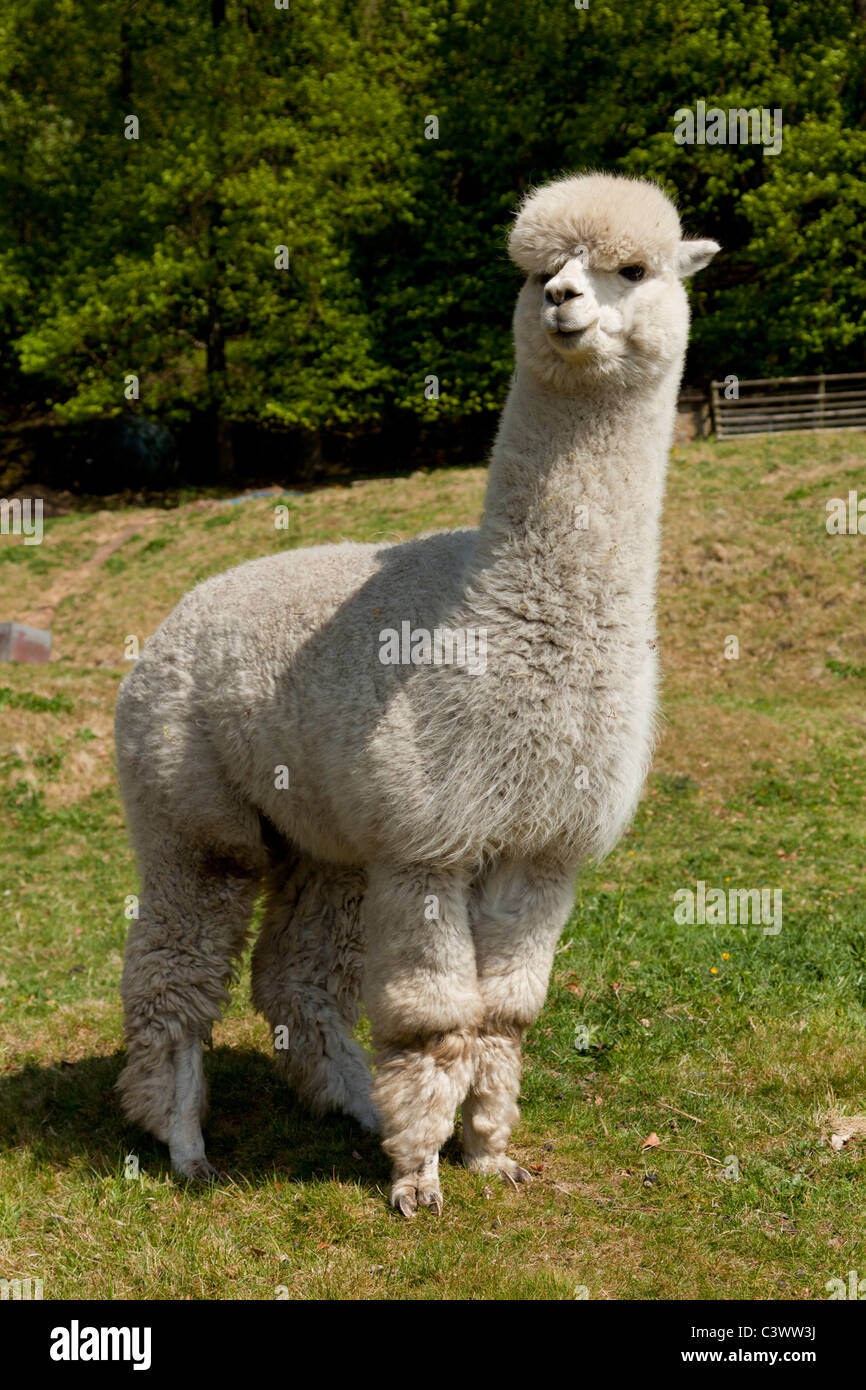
710,372,866,439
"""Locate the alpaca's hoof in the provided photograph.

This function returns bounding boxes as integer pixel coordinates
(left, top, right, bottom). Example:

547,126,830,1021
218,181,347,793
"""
465,1153,531,1187
500,1158,532,1189
174,1156,220,1183
390,1168,443,1218
395,1191,417,1219
419,1186,444,1217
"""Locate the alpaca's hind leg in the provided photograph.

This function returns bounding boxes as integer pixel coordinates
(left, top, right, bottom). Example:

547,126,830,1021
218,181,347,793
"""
167,1038,210,1177
363,864,483,1217
463,862,575,1184
118,840,259,1179
251,858,377,1132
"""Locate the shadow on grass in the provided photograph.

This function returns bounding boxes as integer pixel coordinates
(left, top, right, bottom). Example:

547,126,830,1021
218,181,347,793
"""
0,1046,391,1191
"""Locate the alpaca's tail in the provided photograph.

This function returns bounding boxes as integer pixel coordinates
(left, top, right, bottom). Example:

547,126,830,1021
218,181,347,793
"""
251,854,378,1132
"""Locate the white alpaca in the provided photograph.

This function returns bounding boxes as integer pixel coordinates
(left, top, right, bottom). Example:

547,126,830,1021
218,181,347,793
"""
115,173,718,1215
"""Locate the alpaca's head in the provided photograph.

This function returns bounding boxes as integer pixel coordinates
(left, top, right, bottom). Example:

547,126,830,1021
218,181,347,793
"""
508,173,719,392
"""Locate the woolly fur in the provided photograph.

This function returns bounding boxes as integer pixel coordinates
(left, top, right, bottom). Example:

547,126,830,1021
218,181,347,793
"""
115,172,718,1213
509,171,682,274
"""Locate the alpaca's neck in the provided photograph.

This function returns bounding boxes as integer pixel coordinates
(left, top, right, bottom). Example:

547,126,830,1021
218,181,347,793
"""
471,366,679,621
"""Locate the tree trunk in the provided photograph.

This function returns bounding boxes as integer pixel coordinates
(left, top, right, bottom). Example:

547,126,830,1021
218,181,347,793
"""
205,0,234,481
206,311,234,481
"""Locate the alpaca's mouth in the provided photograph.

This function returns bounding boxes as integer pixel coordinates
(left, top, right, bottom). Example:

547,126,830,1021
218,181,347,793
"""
550,321,599,344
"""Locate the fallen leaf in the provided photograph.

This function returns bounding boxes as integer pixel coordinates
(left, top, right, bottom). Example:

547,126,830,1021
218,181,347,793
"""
641,1132,662,1151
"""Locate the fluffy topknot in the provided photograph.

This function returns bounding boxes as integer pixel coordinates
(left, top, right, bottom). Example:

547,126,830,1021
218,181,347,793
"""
508,173,682,275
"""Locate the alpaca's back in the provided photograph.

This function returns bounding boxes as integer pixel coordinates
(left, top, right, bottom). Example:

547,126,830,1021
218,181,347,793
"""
115,528,480,869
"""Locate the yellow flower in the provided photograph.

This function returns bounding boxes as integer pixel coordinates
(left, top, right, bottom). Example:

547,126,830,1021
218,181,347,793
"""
710,967,718,975
722,952,730,960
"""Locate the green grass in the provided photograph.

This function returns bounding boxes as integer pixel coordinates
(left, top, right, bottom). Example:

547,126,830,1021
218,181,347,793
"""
0,687,74,714
1,434,865,1300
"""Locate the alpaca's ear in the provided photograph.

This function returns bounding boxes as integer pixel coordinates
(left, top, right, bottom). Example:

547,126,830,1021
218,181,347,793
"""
675,239,721,278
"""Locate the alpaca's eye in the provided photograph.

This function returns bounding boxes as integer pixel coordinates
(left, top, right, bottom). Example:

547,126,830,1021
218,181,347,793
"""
619,265,645,282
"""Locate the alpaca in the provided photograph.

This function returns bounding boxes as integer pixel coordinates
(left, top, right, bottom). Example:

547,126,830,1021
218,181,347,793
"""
115,172,718,1215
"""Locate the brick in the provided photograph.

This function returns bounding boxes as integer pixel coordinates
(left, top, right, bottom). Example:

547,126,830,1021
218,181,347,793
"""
0,622,52,664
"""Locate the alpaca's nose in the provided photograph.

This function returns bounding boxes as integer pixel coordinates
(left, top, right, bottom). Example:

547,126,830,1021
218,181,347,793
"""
545,279,583,307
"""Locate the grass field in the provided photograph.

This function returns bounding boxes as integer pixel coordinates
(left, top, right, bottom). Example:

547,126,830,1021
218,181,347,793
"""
1,430,864,1301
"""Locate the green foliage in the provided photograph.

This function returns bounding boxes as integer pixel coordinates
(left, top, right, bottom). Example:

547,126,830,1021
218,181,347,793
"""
0,0,863,460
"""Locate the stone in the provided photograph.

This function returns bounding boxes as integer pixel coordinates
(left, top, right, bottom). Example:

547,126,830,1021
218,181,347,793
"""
0,622,51,663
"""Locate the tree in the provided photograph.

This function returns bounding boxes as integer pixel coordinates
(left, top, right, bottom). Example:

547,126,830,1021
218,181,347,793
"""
1,0,863,481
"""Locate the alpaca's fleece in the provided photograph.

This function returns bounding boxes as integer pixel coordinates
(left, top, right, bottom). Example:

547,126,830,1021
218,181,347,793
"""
509,172,682,275
115,172,718,1213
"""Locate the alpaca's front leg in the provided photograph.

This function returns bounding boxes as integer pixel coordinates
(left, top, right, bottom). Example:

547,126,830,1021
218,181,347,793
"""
362,864,482,1217
463,863,575,1183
